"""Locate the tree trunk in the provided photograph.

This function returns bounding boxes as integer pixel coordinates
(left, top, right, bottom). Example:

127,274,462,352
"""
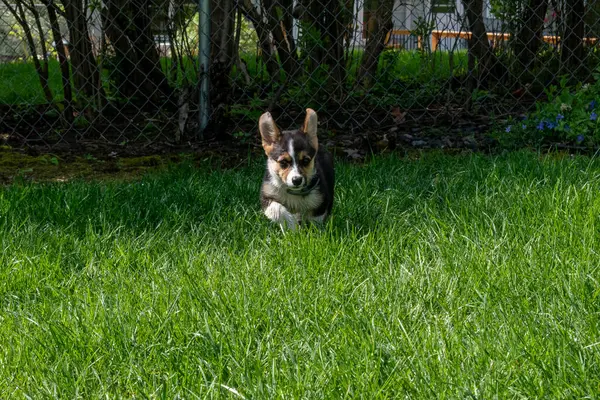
462,0,507,88
293,0,325,71
561,0,586,79
585,0,600,39
102,0,171,102
356,0,394,89
210,0,235,67
44,0,74,123
292,0,351,94
129,0,172,100
1,0,54,103
26,0,49,74
321,0,346,95
102,0,136,97
207,0,236,138
61,0,103,103
514,0,548,74
233,7,251,85
239,0,279,77
264,0,299,82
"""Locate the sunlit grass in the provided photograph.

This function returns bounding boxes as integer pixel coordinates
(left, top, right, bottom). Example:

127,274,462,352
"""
1,151,599,397
0,59,64,104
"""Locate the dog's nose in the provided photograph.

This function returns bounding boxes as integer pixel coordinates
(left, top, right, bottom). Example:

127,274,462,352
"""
292,176,303,186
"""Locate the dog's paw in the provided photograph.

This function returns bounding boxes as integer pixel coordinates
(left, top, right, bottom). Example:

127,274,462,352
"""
307,213,327,225
264,202,297,231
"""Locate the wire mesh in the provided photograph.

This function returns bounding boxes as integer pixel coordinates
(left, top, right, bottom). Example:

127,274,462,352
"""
0,0,595,148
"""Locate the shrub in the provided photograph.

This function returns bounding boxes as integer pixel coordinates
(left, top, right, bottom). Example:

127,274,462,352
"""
500,73,600,146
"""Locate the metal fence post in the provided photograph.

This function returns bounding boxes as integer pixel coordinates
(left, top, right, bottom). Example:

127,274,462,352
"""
198,0,210,138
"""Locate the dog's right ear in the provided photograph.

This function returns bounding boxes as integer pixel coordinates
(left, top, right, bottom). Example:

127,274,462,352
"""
259,112,280,155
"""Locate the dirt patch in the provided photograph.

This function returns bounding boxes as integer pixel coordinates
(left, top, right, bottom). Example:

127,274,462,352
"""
0,150,174,184
0,108,593,185
0,141,269,184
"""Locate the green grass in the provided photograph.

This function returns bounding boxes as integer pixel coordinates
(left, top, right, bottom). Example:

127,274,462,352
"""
376,49,468,82
0,50,468,105
234,50,469,87
0,59,64,104
1,151,600,398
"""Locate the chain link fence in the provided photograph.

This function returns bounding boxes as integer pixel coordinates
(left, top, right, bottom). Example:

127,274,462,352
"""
0,0,596,149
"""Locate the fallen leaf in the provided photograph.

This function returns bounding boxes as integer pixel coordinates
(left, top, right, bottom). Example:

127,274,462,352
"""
343,148,362,159
391,107,407,124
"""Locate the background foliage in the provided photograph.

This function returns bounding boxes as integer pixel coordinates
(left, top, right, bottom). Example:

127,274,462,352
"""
0,0,597,148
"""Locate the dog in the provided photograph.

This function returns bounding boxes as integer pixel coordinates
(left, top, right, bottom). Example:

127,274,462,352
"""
259,108,334,231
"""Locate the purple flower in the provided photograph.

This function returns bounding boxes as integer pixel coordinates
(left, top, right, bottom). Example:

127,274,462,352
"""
591,112,597,121
546,121,556,129
556,114,564,121
590,100,597,110
537,121,545,130
576,134,584,144
522,124,527,129
505,125,512,133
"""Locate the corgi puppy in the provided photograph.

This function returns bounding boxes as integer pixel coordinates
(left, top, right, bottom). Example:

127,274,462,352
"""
259,109,335,230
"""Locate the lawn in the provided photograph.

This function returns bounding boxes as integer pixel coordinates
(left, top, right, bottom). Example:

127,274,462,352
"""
1,151,599,398
0,60,65,104
0,50,468,105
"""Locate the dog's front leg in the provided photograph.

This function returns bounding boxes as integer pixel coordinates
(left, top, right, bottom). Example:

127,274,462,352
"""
264,202,297,231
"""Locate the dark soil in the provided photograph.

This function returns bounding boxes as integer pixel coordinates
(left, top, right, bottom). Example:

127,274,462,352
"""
0,103,595,184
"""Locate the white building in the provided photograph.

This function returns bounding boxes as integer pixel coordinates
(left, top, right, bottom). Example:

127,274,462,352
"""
348,0,499,50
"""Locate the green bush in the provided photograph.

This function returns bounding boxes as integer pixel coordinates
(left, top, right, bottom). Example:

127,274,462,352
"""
501,73,600,146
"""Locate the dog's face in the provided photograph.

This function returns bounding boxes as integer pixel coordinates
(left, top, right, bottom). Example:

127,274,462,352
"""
259,109,319,191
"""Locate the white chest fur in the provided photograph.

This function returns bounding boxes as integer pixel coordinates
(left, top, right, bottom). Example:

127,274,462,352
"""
262,182,323,215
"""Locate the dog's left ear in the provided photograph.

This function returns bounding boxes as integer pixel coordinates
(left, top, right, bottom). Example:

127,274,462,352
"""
303,108,318,150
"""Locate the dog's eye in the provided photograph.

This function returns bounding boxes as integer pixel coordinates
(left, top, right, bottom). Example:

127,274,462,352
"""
279,160,289,169
301,157,311,166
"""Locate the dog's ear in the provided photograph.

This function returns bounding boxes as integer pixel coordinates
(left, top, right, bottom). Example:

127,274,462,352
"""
259,112,281,154
302,108,318,150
